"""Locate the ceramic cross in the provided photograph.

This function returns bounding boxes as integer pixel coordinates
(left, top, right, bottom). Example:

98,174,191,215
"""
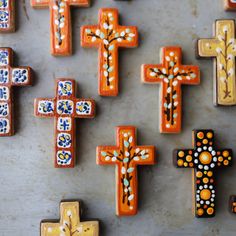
31,0,90,56
97,126,156,216
229,195,236,214
198,20,236,106
0,48,32,136
34,79,95,168
81,8,138,96
141,46,200,133
41,201,99,236
174,130,232,218
224,0,236,10
0,0,15,32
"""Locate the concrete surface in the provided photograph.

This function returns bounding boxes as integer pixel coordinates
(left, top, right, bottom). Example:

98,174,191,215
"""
1,0,236,235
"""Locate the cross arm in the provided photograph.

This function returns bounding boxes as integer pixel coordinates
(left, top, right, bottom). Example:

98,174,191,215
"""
174,149,194,168
216,149,233,167
73,99,96,118
96,146,121,165
115,26,138,48
141,64,165,83
11,66,32,86
31,0,50,8
179,65,200,85
69,0,90,6
132,145,156,165
34,98,56,117
81,25,101,47
197,38,220,58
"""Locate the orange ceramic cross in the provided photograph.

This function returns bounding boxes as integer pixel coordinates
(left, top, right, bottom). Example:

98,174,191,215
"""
81,8,138,96
31,0,90,56
34,79,95,168
0,47,32,136
224,0,236,10
174,130,232,218
0,0,15,32
97,126,156,216
142,47,200,133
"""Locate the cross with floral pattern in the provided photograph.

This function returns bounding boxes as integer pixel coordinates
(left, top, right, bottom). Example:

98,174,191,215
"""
97,126,156,216
198,19,236,105
34,79,95,168
142,46,200,133
41,201,99,236
0,47,32,136
31,0,90,56
81,8,138,96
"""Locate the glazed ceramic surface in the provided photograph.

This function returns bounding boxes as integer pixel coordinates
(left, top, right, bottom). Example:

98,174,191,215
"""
0,0,15,32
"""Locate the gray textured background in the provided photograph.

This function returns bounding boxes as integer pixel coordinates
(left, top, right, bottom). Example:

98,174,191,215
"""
1,0,236,235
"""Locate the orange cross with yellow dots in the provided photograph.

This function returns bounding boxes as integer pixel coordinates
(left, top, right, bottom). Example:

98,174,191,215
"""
174,130,233,218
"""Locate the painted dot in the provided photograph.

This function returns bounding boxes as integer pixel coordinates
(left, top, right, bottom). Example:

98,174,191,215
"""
197,132,204,139
228,156,232,160
207,171,213,177
177,159,184,166
223,151,229,157
199,151,212,165
218,156,223,162
203,139,208,145
203,178,209,184
184,162,188,167
196,171,203,178
186,155,192,162
197,208,204,216
207,132,213,139
200,189,211,200
223,160,229,166
207,207,214,215
178,151,185,158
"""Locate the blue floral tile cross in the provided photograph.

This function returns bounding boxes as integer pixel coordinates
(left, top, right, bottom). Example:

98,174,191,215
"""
0,48,32,136
0,0,15,32
34,78,96,168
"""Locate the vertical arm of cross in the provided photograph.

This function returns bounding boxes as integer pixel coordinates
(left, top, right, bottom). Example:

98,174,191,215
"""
81,8,138,96
0,0,15,32
142,47,199,133
198,20,236,105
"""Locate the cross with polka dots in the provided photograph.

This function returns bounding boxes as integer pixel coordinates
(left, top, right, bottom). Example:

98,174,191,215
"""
174,130,233,218
0,0,15,32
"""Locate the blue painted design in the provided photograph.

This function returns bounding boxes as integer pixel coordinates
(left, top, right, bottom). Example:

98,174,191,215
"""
38,101,54,114
0,0,8,8
0,50,8,65
0,87,8,100
0,10,8,23
58,117,71,131
76,101,92,115
57,133,72,148
0,103,8,116
58,81,73,96
0,118,8,133
57,100,73,115
12,69,28,83
0,69,8,83
57,150,72,165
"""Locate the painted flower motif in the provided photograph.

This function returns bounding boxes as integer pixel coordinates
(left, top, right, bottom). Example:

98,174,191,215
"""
57,150,72,165
0,86,9,100
0,50,8,66
57,117,71,131
0,10,8,23
57,100,73,115
12,69,28,83
0,0,8,8
0,69,9,83
57,133,71,148
58,81,73,96
0,118,9,133
38,101,54,114
0,102,8,116
76,101,91,115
